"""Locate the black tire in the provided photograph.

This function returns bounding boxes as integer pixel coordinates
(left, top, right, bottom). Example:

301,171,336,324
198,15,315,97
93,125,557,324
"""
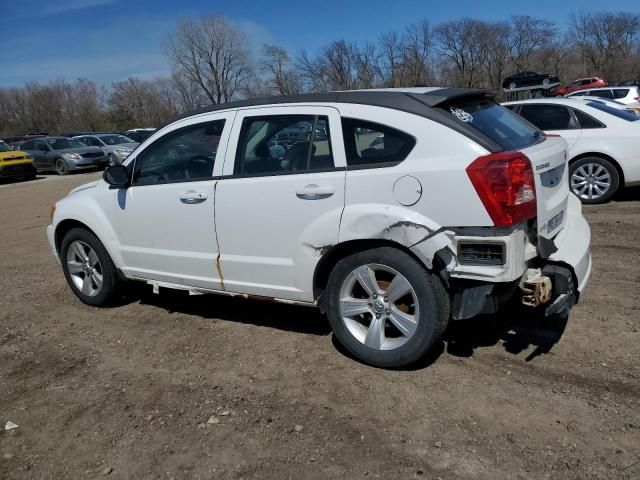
55,158,69,176
60,228,119,306
569,156,620,204
326,247,450,368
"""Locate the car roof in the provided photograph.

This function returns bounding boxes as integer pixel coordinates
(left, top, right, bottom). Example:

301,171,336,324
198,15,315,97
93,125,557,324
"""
164,87,501,152
503,98,587,106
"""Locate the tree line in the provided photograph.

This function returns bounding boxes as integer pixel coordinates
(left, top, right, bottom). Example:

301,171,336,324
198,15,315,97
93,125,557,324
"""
1,11,639,137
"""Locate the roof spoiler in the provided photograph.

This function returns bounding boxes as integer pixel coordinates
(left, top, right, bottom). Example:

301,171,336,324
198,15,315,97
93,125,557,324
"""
412,88,497,107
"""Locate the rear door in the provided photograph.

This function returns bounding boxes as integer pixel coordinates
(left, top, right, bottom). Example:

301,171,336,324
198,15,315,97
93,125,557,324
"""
215,106,346,301
518,104,582,150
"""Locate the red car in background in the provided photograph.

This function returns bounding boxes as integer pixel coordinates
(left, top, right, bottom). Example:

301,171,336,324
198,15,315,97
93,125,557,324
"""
554,77,607,96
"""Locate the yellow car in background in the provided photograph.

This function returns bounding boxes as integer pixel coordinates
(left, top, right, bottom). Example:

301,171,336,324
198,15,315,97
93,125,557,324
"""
0,140,37,182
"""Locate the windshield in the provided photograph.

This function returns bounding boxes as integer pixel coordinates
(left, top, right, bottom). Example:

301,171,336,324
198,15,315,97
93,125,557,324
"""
444,99,541,150
46,138,86,150
586,101,640,122
100,135,134,145
0,141,12,152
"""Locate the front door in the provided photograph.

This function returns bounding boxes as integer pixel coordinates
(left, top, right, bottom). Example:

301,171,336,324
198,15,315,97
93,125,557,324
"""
109,113,234,290
214,106,346,301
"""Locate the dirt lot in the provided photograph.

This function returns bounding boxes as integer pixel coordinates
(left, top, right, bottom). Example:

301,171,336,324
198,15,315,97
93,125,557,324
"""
1,173,638,480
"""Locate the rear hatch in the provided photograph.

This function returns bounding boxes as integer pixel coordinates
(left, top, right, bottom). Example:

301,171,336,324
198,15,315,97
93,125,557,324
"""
434,94,569,238
520,136,568,238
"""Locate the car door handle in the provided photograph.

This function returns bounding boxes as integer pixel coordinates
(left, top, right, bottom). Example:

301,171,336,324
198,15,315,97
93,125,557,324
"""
296,184,334,200
179,191,208,204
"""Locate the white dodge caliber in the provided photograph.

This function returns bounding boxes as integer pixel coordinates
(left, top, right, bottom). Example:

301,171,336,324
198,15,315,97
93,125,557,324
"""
47,88,592,368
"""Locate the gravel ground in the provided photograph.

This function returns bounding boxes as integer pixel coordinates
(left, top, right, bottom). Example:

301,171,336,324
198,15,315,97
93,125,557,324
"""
1,173,638,480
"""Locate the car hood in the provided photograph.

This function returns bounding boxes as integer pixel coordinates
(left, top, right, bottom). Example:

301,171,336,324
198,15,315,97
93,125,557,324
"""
57,147,103,155
68,180,99,196
0,151,30,161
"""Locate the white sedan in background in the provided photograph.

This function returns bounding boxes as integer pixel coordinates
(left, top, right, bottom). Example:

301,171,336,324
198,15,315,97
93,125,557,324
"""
504,98,640,203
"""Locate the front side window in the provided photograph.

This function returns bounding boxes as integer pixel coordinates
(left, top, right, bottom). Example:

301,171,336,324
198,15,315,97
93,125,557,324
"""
342,118,415,167
234,115,334,175
34,140,49,151
133,120,225,186
20,141,34,150
443,99,540,150
519,104,575,130
0,141,12,152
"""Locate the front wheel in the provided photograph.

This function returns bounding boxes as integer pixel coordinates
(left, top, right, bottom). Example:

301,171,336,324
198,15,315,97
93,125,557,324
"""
60,228,120,306
55,158,69,175
108,153,119,166
326,247,449,368
569,157,620,204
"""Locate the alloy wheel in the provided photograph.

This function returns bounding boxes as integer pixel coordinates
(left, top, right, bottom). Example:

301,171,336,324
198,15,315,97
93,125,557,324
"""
339,263,420,351
66,240,104,297
570,163,611,201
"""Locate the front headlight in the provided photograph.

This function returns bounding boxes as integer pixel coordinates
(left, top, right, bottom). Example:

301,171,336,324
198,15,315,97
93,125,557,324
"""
63,152,82,160
115,148,132,156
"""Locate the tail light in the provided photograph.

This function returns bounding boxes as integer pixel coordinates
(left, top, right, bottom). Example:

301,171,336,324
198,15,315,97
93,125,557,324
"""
466,152,537,226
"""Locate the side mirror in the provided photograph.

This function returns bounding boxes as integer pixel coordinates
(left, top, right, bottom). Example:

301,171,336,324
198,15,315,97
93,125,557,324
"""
103,165,130,188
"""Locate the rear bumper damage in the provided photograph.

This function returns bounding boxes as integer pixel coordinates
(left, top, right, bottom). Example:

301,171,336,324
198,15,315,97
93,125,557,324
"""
450,194,591,320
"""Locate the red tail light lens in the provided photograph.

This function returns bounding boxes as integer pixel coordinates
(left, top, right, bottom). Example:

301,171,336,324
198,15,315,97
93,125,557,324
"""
466,152,537,226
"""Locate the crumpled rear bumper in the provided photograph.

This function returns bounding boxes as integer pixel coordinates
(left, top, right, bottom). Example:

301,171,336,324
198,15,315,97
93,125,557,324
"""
548,193,592,293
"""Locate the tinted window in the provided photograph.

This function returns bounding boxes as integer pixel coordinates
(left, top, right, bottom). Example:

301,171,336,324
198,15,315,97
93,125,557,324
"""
519,104,575,130
586,101,640,122
572,109,605,129
100,135,135,145
235,115,333,175
568,91,587,97
46,138,85,149
133,120,225,186
341,118,415,167
590,89,613,99
444,99,540,150
612,89,629,99
34,140,49,151
21,140,34,150
80,137,101,147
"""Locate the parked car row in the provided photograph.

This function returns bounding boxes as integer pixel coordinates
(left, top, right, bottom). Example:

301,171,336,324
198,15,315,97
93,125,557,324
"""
0,128,158,179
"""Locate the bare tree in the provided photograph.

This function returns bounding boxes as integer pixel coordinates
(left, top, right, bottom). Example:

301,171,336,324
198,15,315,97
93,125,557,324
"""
402,21,434,86
569,11,640,82
261,44,302,96
108,77,176,129
508,16,556,71
166,15,254,104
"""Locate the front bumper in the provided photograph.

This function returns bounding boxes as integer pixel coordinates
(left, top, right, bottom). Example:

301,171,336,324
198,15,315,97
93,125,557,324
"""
68,156,109,170
0,161,37,179
47,224,58,260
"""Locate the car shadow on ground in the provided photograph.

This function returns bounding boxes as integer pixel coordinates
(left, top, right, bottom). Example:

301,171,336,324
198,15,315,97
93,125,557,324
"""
121,284,568,369
614,185,640,202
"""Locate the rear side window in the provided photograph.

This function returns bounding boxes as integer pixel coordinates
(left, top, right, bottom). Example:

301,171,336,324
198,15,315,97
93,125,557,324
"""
569,91,587,97
21,140,34,150
341,118,415,168
572,109,605,129
590,89,613,99
586,101,640,122
444,99,540,150
519,104,575,130
613,89,629,99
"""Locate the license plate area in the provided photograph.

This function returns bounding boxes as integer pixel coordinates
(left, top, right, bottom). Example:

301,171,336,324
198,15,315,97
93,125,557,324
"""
546,210,564,234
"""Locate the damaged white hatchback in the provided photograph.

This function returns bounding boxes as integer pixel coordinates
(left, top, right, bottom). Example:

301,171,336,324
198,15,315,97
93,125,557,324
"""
47,88,592,368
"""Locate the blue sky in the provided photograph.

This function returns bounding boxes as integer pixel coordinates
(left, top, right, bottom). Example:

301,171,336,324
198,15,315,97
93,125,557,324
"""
1,0,638,87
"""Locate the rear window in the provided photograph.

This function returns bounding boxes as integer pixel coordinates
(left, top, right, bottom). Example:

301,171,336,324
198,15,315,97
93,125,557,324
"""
444,99,540,150
586,101,640,122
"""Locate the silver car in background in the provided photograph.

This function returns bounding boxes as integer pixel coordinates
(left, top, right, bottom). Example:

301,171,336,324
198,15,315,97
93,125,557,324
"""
74,134,139,165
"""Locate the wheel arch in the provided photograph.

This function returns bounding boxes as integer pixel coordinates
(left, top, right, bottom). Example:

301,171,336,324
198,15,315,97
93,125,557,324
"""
569,152,625,186
54,219,98,255
313,239,451,310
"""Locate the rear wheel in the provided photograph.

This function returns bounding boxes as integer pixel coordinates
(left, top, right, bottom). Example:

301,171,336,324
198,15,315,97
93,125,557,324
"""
55,158,69,175
60,228,119,306
326,247,449,368
569,157,619,204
